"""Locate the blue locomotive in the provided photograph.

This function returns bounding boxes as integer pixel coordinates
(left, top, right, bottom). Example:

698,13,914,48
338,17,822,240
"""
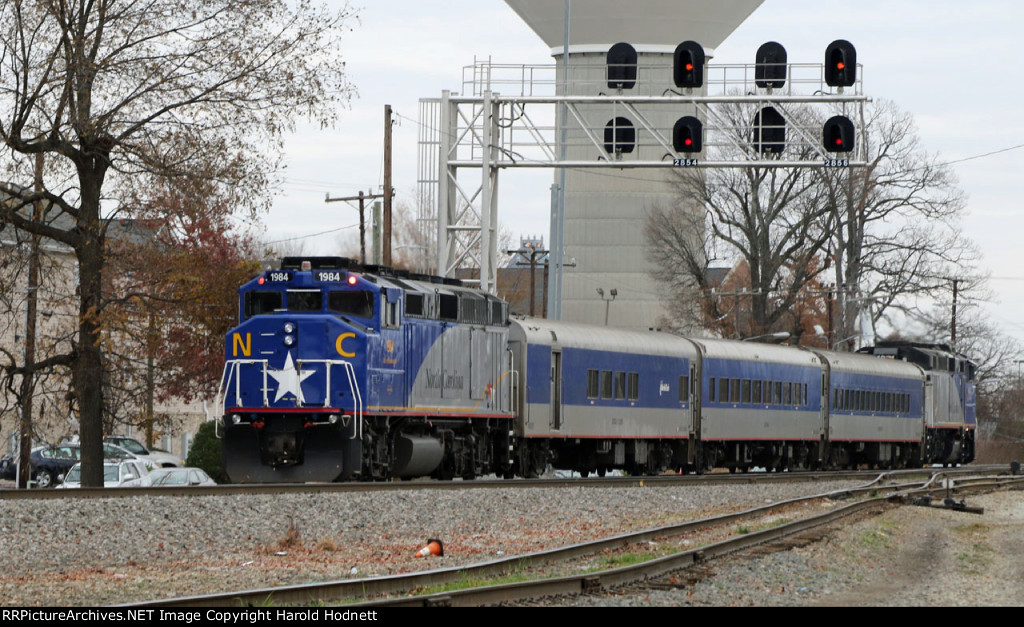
218,258,976,482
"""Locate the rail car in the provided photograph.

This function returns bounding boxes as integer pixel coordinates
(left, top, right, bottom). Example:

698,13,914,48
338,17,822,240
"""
217,258,976,483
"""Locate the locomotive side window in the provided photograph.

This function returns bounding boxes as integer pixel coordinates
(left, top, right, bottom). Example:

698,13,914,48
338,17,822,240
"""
731,379,740,403
287,289,322,312
752,380,762,404
628,373,639,401
328,291,374,318
741,380,751,403
719,379,729,403
679,376,689,402
244,291,283,317
439,294,459,321
708,378,715,402
404,292,425,317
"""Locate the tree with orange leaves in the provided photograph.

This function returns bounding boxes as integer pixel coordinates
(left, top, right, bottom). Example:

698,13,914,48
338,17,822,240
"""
0,0,356,486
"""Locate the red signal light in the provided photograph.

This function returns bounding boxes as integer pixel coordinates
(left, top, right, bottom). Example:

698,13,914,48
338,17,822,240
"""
258,276,265,285
685,138,693,147
685,63,694,71
836,62,846,70
823,115,854,153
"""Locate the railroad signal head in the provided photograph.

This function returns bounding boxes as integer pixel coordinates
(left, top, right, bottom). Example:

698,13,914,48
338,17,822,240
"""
604,117,636,155
823,115,855,152
607,42,638,90
673,116,703,153
674,41,705,89
755,41,788,89
824,40,857,87
752,107,786,155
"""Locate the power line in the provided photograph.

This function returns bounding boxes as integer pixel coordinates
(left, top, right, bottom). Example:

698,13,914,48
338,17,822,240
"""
263,223,357,246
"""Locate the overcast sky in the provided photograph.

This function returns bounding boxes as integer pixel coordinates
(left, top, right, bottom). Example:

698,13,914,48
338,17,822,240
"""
262,0,1024,350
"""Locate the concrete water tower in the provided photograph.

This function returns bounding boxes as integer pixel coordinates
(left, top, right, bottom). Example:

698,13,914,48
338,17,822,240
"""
504,0,764,330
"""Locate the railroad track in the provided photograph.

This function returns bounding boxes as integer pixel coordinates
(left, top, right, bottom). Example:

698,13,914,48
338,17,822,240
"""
118,465,1023,608
0,464,1006,501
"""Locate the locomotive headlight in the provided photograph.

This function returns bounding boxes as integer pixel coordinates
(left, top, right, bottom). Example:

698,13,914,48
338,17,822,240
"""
283,322,295,334
283,335,295,347
232,415,242,425
328,414,339,424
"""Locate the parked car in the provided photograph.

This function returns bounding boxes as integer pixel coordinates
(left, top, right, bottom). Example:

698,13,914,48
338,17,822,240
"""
148,467,217,487
0,454,15,480
104,436,183,468
57,458,153,488
0,443,142,488
25,445,80,488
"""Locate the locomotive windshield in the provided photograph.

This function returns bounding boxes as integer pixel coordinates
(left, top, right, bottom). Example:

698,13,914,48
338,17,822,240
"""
328,290,375,318
287,289,323,312
244,291,283,317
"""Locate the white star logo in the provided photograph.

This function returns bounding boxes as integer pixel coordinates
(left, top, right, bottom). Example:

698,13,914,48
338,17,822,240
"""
267,352,314,402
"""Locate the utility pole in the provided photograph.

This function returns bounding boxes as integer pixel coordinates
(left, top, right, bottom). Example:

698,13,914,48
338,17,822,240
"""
18,154,44,488
326,104,394,266
325,191,385,264
383,104,394,267
951,278,959,348
508,245,549,317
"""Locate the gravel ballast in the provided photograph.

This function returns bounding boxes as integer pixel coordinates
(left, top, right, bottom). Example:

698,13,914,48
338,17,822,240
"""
1,481,1020,607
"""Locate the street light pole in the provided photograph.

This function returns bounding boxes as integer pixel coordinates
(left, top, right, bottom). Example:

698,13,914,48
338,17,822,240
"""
597,288,617,326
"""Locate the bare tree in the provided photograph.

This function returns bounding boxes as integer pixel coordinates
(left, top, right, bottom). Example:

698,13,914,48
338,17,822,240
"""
647,102,829,340
648,100,977,350
0,0,357,486
817,100,977,349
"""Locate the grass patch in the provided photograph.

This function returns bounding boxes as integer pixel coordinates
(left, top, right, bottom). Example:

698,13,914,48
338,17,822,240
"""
952,522,990,535
410,570,535,596
599,551,660,568
859,528,891,549
957,542,995,575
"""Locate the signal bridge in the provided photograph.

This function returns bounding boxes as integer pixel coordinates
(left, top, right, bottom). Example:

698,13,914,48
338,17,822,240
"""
418,40,867,296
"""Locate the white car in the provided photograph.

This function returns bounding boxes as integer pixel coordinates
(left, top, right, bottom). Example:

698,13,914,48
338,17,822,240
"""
104,436,182,468
149,467,217,487
58,459,153,488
